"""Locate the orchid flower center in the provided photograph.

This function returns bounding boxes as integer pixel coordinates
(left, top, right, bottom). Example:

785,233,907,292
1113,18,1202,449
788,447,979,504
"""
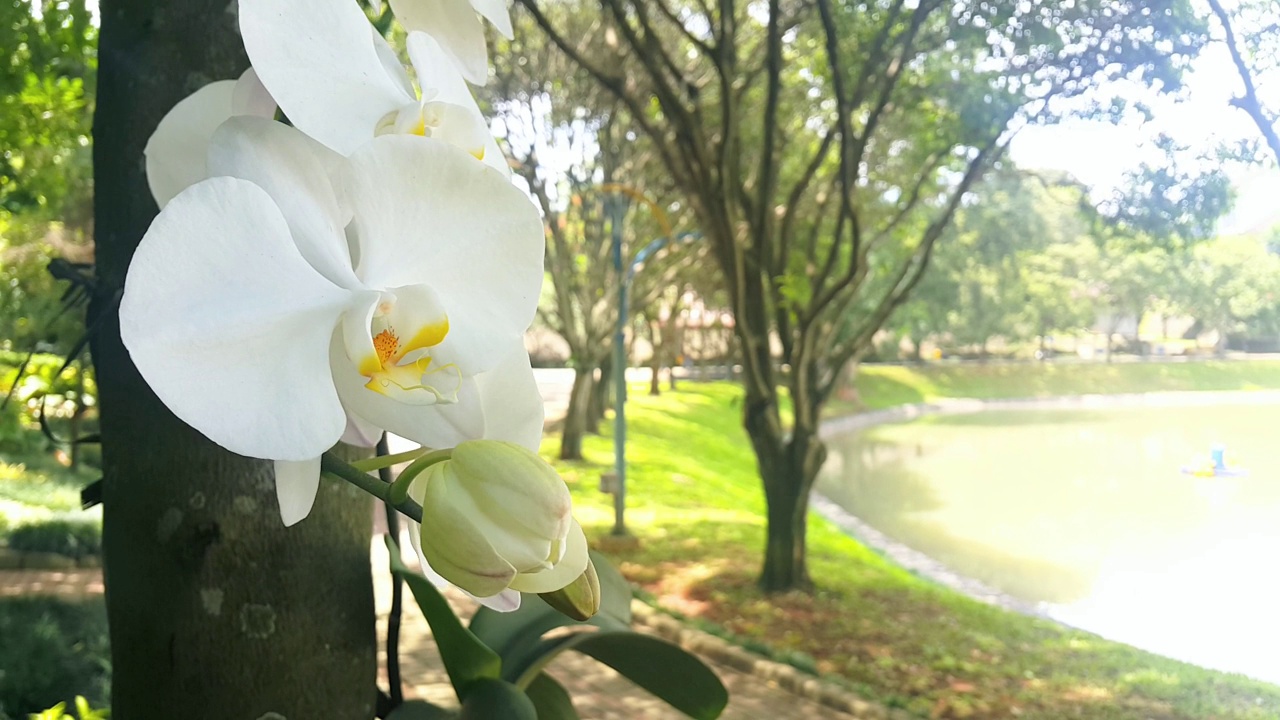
343,287,461,406
376,89,488,161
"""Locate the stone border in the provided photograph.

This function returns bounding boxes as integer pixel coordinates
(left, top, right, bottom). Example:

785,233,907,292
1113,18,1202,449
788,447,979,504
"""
0,547,100,570
631,601,915,720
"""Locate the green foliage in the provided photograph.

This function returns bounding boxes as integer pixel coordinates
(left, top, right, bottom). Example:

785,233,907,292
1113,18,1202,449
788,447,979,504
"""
1171,235,1280,343
385,537,502,700
469,551,727,718
5,515,100,559
548,381,1280,718
457,679,537,720
0,598,109,720
0,0,96,358
0,0,96,220
0,353,97,468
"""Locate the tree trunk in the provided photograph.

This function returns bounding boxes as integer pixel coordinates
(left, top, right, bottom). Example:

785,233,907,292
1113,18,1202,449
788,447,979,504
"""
588,353,611,432
648,320,662,397
754,426,826,593
93,3,376,716
559,364,593,460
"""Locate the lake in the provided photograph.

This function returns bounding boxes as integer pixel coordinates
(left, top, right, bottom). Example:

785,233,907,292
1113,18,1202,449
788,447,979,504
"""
816,403,1280,683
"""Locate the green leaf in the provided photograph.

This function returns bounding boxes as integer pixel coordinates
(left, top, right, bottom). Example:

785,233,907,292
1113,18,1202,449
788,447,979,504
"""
385,700,455,720
574,634,727,719
525,673,579,720
469,551,632,667
590,550,633,624
458,678,538,720
386,536,501,699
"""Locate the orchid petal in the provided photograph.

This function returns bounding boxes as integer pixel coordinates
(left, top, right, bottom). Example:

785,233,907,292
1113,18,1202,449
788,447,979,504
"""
341,412,383,447
407,32,508,175
144,80,236,209
344,136,543,373
208,117,361,288
120,177,352,461
508,520,589,594
240,0,414,154
469,0,513,39
373,28,417,99
417,464,519,597
231,67,277,119
423,101,491,163
472,347,544,451
275,457,322,526
390,0,489,85
331,337,487,446
341,292,383,379
474,589,521,612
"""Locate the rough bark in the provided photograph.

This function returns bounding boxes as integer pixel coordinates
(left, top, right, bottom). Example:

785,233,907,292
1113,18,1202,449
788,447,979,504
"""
92,2,376,716
560,364,594,460
755,421,827,592
588,353,612,432
647,320,662,397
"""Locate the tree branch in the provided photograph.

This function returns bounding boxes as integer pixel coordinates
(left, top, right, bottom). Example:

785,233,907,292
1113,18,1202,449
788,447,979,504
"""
1207,0,1280,164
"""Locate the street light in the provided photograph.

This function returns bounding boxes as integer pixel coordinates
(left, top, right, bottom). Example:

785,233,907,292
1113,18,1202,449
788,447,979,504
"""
601,187,697,537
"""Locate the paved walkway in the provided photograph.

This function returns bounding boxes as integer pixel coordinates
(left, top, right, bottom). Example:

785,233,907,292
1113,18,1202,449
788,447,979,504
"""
1,543,864,719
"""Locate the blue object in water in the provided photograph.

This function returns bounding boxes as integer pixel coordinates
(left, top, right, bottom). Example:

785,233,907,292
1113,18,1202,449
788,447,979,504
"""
1211,444,1226,470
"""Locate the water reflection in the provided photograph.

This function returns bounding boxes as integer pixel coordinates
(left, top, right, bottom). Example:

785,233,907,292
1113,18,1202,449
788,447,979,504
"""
817,405,1280,682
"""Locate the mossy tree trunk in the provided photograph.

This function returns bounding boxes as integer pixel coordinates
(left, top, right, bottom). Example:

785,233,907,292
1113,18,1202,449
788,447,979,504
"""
92,2,376,716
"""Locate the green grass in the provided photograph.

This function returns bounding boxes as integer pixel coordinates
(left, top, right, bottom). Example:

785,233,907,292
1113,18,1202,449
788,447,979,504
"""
851,359,1280,411
0,451,96,527
547,380,1280,719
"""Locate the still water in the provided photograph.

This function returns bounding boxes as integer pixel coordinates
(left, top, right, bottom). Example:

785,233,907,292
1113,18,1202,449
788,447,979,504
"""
816,404,1280,683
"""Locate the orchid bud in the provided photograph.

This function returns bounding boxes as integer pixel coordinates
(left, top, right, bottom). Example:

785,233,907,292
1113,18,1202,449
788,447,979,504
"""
410,440,588,602
539,556,601,621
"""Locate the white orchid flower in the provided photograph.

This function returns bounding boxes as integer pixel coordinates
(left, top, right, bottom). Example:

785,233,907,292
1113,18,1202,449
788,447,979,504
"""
240,0,506,173
388,0,514,86
144,68,276,208
120,118,544,527
408,440,588,610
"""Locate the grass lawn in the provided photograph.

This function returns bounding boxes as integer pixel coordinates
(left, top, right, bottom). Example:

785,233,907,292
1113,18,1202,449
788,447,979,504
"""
0,451,96,524
852,358,1280,411
546,379,1280,719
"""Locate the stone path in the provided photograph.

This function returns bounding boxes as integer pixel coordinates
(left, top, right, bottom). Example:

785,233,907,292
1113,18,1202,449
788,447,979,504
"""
1,543,873,719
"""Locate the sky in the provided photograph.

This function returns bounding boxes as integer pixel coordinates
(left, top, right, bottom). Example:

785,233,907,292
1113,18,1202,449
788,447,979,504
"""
1008,5,1280,236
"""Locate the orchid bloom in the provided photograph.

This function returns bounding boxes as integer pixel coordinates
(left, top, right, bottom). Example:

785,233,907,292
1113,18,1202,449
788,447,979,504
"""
144,68,276,209
388,0,514,85
240,0,506,172
408,440,589,610
120,118,544,529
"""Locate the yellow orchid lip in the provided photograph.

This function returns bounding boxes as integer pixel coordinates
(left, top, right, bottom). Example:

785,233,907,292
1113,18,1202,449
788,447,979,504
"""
357,310,457,405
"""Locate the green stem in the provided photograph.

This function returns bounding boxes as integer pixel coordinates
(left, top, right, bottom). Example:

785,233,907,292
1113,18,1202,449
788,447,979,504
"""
320,452,424,523
350,447,432,472
387,448,453,505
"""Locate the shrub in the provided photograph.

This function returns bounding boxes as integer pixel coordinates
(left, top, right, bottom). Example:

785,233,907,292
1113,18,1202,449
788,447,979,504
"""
0,598,110,719
5,517,100,559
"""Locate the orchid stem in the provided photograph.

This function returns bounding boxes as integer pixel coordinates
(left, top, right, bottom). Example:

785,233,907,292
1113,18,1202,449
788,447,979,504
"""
387,448,453,505
350,447,432,472
378,435,405,709
320,452,423,523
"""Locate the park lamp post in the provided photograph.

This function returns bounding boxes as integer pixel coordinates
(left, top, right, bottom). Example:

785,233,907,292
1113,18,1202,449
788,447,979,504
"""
602,186,697,537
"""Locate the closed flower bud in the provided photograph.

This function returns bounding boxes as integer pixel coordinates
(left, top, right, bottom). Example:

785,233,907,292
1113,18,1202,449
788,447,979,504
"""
539,557,601,621
410,440,588,606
